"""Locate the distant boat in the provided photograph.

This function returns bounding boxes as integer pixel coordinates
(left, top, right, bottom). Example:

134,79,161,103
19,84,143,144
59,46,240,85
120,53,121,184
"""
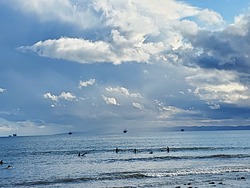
68,131,72,135
123,129,127,133
13,133,17,137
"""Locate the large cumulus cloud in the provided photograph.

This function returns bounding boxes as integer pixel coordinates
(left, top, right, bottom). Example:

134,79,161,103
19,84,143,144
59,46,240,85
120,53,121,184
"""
16,0,224,65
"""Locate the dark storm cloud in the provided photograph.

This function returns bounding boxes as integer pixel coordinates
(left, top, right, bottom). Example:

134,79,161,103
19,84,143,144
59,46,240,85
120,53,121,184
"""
185,15,250,73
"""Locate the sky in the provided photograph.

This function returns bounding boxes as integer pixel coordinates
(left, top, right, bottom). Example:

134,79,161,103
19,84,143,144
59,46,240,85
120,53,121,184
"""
0,0,250,136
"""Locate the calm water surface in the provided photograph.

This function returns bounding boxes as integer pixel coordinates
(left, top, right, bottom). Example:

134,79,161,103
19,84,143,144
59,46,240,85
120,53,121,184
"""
0,130,250,187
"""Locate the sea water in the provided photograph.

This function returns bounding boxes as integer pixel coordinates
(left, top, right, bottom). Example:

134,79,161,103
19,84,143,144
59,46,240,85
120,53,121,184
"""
0,130,250,188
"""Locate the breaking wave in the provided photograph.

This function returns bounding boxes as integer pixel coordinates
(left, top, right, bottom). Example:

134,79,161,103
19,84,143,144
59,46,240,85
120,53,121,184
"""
14,167,250,187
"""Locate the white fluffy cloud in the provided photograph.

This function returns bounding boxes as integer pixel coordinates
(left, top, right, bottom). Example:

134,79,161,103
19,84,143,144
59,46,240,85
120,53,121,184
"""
17,0,226,65
78,79,96,89
19,35,166,65
43,92,58,101
0,88,6,93
19,38,116,64
102,95,119,106
43,91,76,102
226,14,250,36
59,91,77,101
186,69,250,106
132,102,144,110
155,100,192,119
197,9,225,28
106,86,142,98
194,83,249,104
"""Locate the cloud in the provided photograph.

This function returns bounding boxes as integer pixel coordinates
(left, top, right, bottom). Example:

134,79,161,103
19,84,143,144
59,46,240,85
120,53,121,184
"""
43,93,58,101
0,117,66,136
206,101,221,110
16,0,226,65
174,19,199,36
6,0,99,29
0,88,6,93
19,38,116,64
132,0,199,20
227,14,250,36
78,79,96,89
155,100,194,119
19,34,166,65
59,91,77,101
0,118,13,132
180,13,250,74
106,86,142,98
194,83,249,104
0,118,31,133
132,102,144,110
186,69,250,106
102,95,119,105
197,9,225,28
43,91,76,102
170,13,250,110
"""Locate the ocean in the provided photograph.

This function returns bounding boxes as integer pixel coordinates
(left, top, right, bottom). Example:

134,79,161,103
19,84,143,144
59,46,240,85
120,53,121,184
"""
0,130,250,188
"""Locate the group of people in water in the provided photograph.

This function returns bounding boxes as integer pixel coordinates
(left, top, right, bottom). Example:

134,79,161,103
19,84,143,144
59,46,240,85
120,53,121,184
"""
116,146,170,154
77,146,170,157
0,160,12,169
2,146,170,169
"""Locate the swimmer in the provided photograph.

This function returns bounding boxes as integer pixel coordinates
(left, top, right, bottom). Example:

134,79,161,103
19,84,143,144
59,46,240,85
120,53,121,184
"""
6,165,12,169
116,147,119,153
0,160,3,165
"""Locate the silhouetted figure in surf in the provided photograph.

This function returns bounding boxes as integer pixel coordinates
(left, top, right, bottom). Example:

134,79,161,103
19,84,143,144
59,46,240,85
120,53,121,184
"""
6,165,12,169
78,152,87,157
167,146,170,153
133,149,137,154
116,147,119,153
0,160,3,165
149,151,153,154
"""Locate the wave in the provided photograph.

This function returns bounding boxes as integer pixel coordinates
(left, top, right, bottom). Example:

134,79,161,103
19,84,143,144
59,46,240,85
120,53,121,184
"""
15,177,93,186
142,167,250,178
13,167,250,187
106,153,250,163
14,173,148,187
